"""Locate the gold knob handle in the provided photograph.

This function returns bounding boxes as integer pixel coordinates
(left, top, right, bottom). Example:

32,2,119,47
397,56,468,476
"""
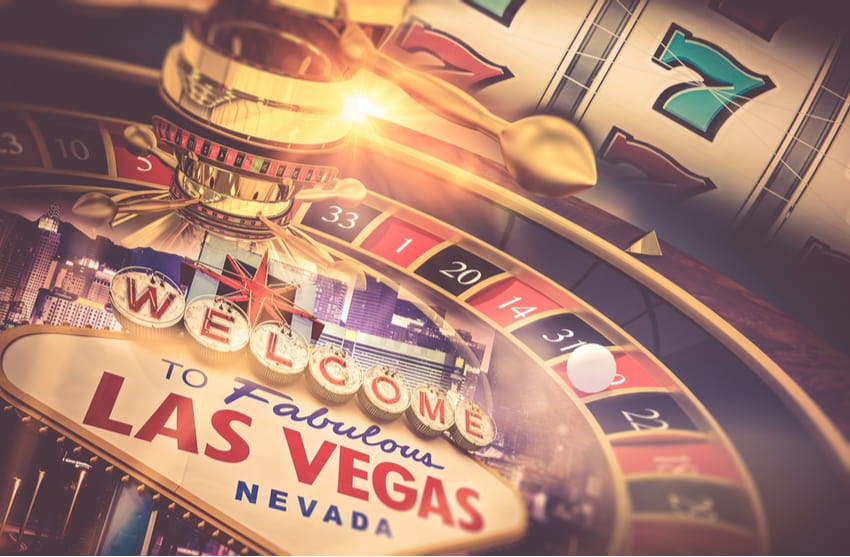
124,124,178,170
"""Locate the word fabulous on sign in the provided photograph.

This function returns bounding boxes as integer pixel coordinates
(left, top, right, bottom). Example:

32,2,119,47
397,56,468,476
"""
108,266,496,453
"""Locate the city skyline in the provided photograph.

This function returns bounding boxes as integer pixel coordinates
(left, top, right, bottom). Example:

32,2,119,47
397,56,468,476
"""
0,207,185,330
189,236,491,400
0,207,491,404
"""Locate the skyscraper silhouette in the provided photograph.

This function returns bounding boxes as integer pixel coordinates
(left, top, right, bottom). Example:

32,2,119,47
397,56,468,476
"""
10,204,61,323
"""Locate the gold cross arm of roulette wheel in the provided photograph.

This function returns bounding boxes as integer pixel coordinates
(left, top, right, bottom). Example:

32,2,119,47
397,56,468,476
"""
62,0,594,282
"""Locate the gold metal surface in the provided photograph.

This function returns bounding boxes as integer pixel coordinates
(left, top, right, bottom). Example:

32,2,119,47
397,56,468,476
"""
161,28,353,148
176,156,294,219
626,230,663,256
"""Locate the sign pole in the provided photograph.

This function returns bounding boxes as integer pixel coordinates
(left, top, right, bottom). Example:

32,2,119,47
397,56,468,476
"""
61,468,87,540
16,469,45,551
0,477,22,539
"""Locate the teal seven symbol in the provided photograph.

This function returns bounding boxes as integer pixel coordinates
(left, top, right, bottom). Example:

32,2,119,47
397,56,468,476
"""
462,0,525,26
652,24,774,140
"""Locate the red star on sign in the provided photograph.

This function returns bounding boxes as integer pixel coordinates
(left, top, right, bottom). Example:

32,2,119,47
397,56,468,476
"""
185,251,313,325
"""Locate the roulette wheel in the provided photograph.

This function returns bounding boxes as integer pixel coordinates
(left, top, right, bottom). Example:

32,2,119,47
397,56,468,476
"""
0,0,848,555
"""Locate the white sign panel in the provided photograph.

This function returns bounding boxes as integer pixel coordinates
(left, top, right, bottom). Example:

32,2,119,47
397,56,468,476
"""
0,326,526,555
